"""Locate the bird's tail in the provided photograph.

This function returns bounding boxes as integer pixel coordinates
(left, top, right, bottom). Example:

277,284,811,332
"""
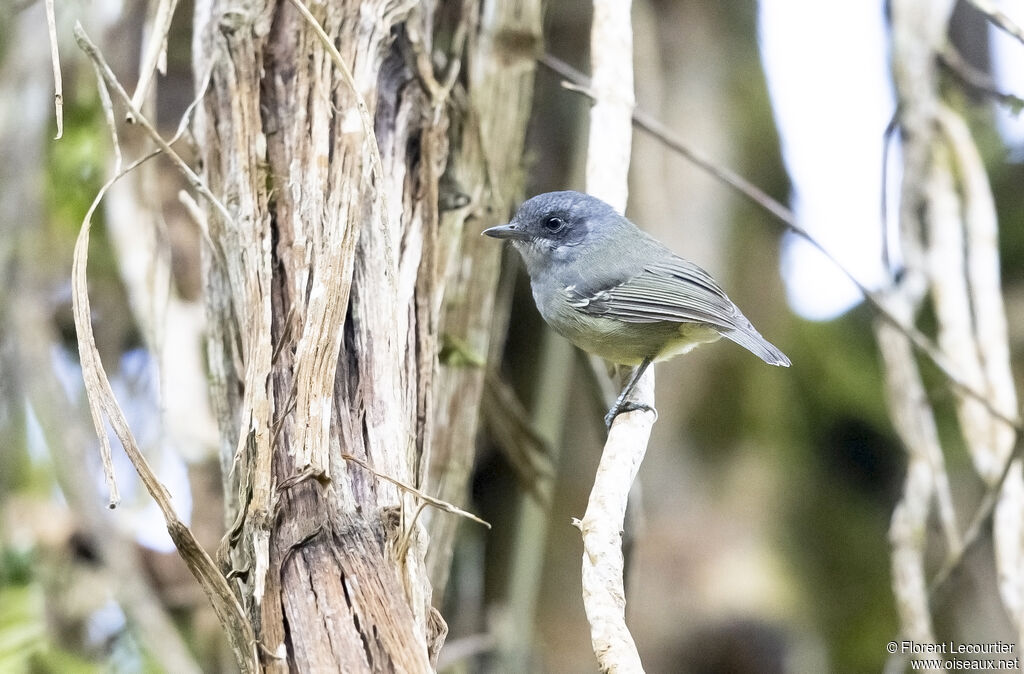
721,324,791,367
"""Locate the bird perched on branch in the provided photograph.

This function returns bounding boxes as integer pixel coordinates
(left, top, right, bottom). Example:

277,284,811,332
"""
484,190,789,429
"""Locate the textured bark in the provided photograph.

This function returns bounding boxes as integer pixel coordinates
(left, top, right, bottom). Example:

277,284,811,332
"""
192,1,538,670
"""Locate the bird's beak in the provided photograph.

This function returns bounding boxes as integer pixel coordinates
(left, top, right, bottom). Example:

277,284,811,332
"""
482,223,528,241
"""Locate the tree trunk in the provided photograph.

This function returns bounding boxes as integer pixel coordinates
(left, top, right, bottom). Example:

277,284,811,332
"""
192,1,540,670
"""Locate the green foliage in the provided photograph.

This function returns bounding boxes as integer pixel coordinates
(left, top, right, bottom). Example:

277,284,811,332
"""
0,584,46,673
0,546,36,588
45,95,106,239
0,547,104,674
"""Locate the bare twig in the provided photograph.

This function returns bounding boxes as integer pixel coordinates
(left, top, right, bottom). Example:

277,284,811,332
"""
939,45,1024,112
577,371,653,674
73,25,258,673
76,150,165,505
72,155,259,673
129,0,180,121
74,24,235,229
933,105,1017,482
44,0,63,139
966,0,1024,46
340,454,491,529
881,111,900,276
92,59,123,170
930,432,1024,595
876,314,940,651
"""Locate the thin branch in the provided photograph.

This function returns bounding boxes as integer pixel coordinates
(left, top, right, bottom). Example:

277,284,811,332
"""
579,1,647,671
74,24,236,233
129,0,180,120
966,0,1024,46
876,316,940,649
76,149,165,504
930,433,1024,595
92,60,123,171
44,0,63,139
73,25,259,673
340,453,491,529
881,111,900,276
939,45,1024,112
71,149,259,673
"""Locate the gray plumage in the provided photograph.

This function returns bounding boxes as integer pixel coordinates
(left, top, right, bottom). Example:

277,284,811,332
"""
484,190,790,368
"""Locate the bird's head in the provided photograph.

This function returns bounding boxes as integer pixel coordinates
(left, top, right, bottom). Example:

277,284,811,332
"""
483,191,624,276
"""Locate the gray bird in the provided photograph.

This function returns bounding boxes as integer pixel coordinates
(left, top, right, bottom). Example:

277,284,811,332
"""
484,190,790,428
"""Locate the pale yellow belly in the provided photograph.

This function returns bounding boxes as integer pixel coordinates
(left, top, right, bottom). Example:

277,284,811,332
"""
548,310,722,366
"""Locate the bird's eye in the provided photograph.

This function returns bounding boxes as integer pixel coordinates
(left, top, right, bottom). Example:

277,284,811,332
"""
543,216,566,233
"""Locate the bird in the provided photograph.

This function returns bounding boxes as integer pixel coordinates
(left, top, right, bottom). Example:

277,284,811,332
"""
483,190,790,429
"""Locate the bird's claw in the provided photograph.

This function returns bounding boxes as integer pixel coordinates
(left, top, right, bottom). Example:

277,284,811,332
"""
604,401,658,429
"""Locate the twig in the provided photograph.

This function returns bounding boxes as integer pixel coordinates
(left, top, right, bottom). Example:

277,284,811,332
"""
881,111,900,276
966,0,1024,46
44,0,62,139
876,314,940,650
577,373,652,674
80,31,213,503
92,59,123,170
129,0,180,121
72,153,259,674
341,453,491,529
930,433,1024,595
939,45,1024,112
73,25,259,673
74,24,235,231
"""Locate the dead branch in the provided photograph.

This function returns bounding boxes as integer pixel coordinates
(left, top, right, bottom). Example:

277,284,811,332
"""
44,0,62,138
577,0,648,671
966,0,1024,46
72,24,259,674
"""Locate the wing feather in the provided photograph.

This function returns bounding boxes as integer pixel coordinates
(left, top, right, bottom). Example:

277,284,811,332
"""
567,256,790,366
570,258,738,327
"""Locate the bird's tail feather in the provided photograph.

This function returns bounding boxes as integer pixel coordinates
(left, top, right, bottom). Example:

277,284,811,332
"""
722,325,791,367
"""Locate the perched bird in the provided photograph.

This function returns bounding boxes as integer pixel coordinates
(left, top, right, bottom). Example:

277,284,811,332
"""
484,190,789,428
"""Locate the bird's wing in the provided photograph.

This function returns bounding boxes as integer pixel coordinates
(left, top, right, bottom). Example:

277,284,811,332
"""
566,256,791,366
566,257,741,329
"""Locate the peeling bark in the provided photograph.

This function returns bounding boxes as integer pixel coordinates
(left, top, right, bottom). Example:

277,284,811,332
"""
192,1,539,670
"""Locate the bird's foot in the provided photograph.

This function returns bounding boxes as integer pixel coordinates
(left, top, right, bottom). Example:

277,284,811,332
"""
604,401,658,430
